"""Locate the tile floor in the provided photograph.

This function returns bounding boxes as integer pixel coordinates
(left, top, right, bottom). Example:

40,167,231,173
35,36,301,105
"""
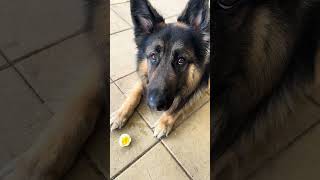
0,0,106,179
109,0,210,180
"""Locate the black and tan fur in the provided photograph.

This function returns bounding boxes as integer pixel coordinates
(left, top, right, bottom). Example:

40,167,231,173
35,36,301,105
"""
213,0,320,179
110,0,210,138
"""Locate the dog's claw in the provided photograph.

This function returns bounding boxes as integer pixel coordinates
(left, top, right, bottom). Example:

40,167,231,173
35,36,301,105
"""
153,122,173,139
110,111,127,131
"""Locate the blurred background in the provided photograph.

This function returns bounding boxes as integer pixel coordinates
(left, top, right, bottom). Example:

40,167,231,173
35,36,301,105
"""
0,0,107,179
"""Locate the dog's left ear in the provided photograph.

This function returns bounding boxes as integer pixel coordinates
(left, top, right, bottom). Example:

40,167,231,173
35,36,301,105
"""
130,0,164,42
178,0,209,32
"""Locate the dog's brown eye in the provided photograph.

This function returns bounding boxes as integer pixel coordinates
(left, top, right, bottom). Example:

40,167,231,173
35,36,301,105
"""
177,58,186,65
150,53,157,63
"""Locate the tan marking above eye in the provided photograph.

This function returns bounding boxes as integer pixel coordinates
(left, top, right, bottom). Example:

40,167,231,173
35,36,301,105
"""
184,64,202,95
175,22,189,29
138,59,148,75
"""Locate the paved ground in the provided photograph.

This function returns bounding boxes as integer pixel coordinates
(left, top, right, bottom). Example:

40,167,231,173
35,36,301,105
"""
0,0,106,179
109,0,210,180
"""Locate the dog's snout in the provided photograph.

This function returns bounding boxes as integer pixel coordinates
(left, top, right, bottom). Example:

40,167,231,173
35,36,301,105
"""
147,89,169,111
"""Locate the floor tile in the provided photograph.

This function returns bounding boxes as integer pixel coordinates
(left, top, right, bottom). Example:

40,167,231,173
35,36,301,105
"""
16,33,101,113
0,68,52,169
115,143,189,180
110,83,158,178
166,16,179,24
250,123,320,180
111,0,129,5
111,3,132,26
110,9,131,34
110,83,126,114
163,102,210,180
110,30,137,80
111,1,184,28
115,72,210,128
150,0,189,18
0,0,87,60
63,153,105,180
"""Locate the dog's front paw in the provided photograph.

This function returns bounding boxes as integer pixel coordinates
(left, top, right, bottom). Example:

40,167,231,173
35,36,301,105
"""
110,111,128,131
153,114,175,139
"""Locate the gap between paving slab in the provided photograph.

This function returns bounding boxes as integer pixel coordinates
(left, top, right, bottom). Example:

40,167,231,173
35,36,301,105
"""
112,80,209,179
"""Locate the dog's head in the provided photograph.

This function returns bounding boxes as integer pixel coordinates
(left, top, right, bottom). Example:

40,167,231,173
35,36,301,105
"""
130,0,209,111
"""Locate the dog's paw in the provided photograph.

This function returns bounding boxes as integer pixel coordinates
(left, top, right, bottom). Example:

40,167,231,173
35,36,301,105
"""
110,111,128,131
153,114,175,139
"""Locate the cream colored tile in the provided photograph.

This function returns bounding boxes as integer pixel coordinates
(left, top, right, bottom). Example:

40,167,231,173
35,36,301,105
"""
110,82,158,178
115,143,189,180
163,102,210,180
111,2,133,26
166,16,178,24
110,112,157,178
111,0,129,5
110,30,137,80
150,0,189,18
112,1,186,27
110,9,131,34
110,83,126,114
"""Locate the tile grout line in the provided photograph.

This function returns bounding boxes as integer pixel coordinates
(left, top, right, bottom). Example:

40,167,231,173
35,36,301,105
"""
112,70,137,82
246,118,320,179
113,80,209,179
113,81,153,130
110,27,133,35
161,141,194,180
110,1,130,6
0,50,46,104
10,30,84,65
112,82,167,179
83,152,107,179
111,8,133,28
109,14,179,36
0,63,10,71
111,140,160,179
158,101,211,180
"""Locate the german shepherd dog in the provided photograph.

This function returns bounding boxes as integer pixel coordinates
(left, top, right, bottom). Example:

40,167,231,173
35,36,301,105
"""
213,0,320,179
110,0,210,138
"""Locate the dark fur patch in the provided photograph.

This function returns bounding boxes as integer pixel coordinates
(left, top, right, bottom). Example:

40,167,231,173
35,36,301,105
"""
213,0,320,175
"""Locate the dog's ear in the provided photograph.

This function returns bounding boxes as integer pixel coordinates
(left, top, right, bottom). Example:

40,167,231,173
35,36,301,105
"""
178,0,209,32
130,0,164,40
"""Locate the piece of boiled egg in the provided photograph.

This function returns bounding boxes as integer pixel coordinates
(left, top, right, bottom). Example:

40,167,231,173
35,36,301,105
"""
119,134,131,147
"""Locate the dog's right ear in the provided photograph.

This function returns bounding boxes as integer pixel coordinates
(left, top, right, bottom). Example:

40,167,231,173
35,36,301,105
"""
130,0,164,42
178,0,209,32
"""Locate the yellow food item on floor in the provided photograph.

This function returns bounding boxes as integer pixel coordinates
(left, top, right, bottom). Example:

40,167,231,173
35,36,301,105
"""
119,134,131,147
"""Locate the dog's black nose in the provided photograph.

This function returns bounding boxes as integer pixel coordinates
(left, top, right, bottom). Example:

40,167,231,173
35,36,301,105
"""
147,90,168,111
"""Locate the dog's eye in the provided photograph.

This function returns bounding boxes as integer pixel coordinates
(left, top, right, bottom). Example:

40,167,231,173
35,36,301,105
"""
150,53,158,64
217,0,239,10
177,57,186,66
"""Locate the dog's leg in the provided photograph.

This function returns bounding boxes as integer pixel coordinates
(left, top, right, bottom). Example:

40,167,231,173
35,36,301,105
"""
153,89,207,138
0,73,104,180
110,81,143,130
